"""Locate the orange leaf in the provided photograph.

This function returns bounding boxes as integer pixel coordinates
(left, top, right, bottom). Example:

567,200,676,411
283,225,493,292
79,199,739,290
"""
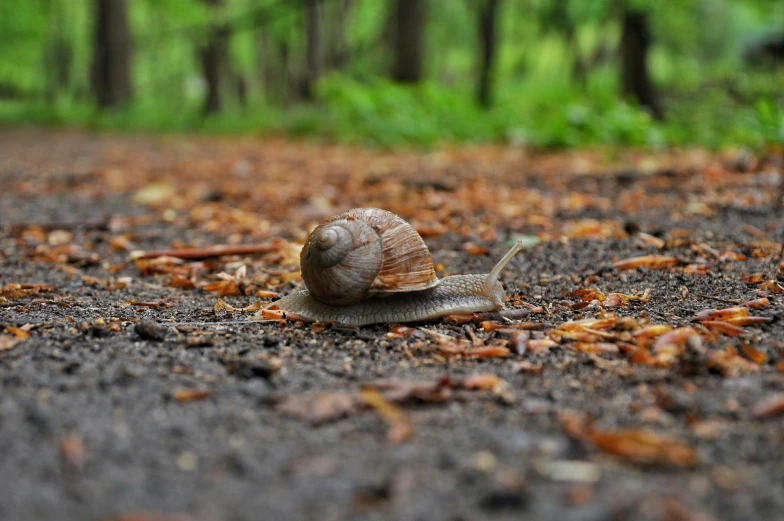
612,255,678,270
691,307,749,322
360,387,414,444
277,392,363,424
588,429,699,468
741,297,770,309
173,389,211,402
462,373,505,391
465,346,510,358
758,280,784,294
740,344,767,364
701,321,746,336
724,316,773,326
462,242,489,256
752,394,784,419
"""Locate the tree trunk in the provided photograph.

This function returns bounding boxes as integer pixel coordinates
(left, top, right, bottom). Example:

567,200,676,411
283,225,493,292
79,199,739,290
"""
324,0,353,72
391,0,427,83
200,0,228,115
476,0,501,108
90,0,132,108
620,9,663,120
303,0,322,100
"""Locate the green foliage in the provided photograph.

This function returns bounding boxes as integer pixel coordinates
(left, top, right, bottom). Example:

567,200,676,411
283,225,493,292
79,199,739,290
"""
0,0,782,149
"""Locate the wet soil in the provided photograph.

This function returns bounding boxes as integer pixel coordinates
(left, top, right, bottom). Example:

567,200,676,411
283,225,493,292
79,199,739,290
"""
1,129,783,521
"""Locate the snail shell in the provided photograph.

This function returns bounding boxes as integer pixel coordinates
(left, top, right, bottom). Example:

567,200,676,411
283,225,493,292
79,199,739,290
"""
300,208,439,305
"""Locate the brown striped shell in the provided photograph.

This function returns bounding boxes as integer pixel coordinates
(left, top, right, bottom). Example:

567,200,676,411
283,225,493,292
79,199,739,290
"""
299,208,439,305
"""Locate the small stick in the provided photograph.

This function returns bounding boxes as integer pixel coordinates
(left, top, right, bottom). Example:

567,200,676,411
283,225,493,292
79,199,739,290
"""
4,218,112,234
164,320,261,327
130,241,282,260
696,294,741,305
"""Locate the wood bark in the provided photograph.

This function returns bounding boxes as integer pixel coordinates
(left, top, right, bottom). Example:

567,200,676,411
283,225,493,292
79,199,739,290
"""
90,0,132,107
620,9,663,120
391,0,427,83
200,0,228,114
476,0,501,108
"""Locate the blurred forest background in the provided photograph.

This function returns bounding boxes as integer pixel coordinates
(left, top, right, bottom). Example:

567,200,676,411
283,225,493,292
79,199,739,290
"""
1,0,783,148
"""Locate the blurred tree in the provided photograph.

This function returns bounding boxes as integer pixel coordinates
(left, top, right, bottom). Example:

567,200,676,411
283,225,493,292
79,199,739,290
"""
325,0,353,72
391,0,427,82
303,0,322,99
476,0,502,108
43,0,72,103
200,0,228,114
620,7,663,119
91,0,132,107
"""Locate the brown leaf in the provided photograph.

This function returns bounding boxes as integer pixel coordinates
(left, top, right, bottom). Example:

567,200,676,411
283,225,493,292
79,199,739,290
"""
707,346,760,377
59,433,86,470
691,307,749,322
6,326,31,339
360,387,414,444
724,316,773,326
701,321,746,336
443,313,481,325
740,344,767,364
462,373,506,392
758,280,784,294
588,429,699,468
741,297,769,309
276,392,364,424
173,389,211,402
613,255,678,270
385,324,426,339
464,346,510,358
0,334,22,351
568,287,605,302
0,282,56,299
751,393,784,419
368,378,454,403
462,242,489,256
202,280,241,296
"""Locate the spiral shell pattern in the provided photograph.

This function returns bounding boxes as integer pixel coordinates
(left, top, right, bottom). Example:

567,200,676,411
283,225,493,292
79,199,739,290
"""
300,208,439,305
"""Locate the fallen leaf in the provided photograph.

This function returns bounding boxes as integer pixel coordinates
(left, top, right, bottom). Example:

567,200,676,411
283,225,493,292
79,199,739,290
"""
277,392,363,424
360,387,414,444
464,346,510,358
751,393,784,419
0,335,22,351
741,297,769,309
724,316,772,326
740,344,767,364
701,321,746,336
758,280,784,294
691,307,749,322
463,242,489,256
173,389,211,402
707,346,760,377
588,429,699,468
59,433,86,470
613,255,678,270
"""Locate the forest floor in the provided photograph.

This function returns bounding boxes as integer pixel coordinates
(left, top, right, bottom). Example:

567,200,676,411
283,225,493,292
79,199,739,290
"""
1,128,784,521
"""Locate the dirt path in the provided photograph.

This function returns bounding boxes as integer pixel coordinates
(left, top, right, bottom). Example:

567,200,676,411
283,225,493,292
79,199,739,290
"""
1,129,783,521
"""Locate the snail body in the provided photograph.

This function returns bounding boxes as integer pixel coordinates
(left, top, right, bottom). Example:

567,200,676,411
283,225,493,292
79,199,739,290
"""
263,208,523,326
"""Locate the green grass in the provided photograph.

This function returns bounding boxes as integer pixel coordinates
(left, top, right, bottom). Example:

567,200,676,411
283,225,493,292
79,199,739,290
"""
1,70,781,149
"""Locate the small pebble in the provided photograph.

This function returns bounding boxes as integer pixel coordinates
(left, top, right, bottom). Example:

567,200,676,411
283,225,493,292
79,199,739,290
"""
134,320,169,341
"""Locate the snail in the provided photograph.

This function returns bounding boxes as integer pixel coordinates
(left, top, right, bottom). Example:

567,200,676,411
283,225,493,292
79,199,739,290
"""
261,208,523,327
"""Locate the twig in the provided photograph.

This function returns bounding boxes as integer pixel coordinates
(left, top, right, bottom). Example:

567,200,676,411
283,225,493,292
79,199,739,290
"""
130,241,282,260
164,320,260,327
4,218,112,234
696,294,741,305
